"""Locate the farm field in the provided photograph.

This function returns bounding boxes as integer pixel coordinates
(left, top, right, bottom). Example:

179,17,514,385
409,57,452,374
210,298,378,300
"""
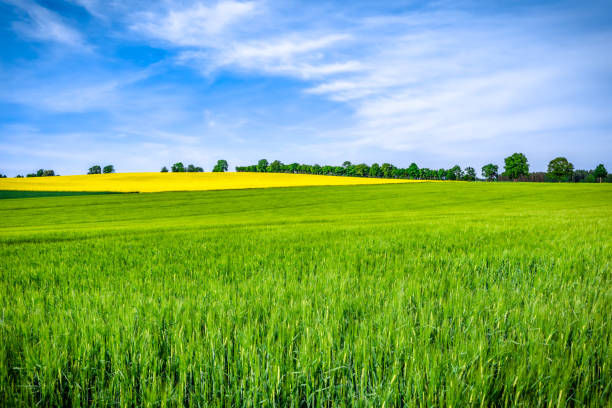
0,172,415,193
0,182,611,406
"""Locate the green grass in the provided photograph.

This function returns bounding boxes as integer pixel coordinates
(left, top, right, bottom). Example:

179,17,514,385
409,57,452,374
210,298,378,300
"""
0,182,610,407
0,190,118,200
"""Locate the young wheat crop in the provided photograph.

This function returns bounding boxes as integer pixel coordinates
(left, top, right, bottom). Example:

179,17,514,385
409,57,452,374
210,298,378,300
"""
0,182,610,406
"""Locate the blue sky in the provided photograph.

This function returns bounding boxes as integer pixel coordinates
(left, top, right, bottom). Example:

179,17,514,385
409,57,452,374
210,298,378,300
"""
0,0,611,175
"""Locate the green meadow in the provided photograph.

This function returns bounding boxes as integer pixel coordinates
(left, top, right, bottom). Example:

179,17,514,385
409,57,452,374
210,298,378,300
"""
0,182,610,406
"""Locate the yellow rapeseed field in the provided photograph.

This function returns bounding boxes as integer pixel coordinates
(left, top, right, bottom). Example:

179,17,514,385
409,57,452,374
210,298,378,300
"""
0,172,429,193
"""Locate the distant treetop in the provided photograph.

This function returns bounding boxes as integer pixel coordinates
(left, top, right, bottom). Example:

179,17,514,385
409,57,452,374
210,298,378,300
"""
503,153,529,180
213,160,228,172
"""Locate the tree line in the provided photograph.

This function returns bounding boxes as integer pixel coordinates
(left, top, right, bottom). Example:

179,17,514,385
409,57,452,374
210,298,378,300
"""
236,153,610,182
159,160,228,173
87,165,115,174
10,169,58,178
236,159,478,180
3,155,609,182
7,165,116,178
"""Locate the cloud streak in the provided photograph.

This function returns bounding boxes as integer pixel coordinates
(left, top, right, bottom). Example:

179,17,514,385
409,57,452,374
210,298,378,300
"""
131,1,256,47
4,0,87,48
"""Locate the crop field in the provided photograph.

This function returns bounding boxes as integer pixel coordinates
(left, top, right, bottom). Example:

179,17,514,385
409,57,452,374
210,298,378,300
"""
0,181,610,406
0,172,416,193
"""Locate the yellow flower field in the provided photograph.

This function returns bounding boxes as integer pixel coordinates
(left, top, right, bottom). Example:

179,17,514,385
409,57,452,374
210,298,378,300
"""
0,172,428,193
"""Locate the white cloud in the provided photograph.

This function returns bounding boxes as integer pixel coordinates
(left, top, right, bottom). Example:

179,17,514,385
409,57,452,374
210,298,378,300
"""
177,34,361,78
131,2,360,79
4,0,87,48
131,1,256,47
296,13,612,163
217,35,361,78
226,34,350,60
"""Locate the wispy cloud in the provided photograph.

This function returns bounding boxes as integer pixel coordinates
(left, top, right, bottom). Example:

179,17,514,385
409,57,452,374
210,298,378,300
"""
131,2,360,79
3,0,88,48
177,34,362,78
131,1,256,47
298,10,612,164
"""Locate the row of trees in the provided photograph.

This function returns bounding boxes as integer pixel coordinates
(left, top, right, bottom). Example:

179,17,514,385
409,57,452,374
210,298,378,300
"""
161,163,204,173
160,160,228,173
572,167,609,183
235,154,610,182
7,166,113,177
6,165,113,177
3,156,608,182
480,157,608,182
87,165,115,174
236,159,479,180
12,169,58,178
545,158,608,182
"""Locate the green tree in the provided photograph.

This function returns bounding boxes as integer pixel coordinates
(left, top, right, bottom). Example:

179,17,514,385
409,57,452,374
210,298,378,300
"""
88,165,101,175
344,162,356,177
213,160,229,172
42,170,55,177
161,166,169,173
288,163,299,173
186,164,203,172
381,163,395,178
407,163,419,179
171,162,185,172
446,165,462,180
103,165,115,174
257,159,269,172
503,153,529,180
463,167,476,181
354,163,369,177
547,157,573,181
593,164,607,182
268,160,282,173
369,163,381,178
573,169,590,182
481,164,498,181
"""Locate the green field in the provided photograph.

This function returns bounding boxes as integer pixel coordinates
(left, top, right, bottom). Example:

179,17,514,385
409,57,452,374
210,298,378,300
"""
1,183,610,406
